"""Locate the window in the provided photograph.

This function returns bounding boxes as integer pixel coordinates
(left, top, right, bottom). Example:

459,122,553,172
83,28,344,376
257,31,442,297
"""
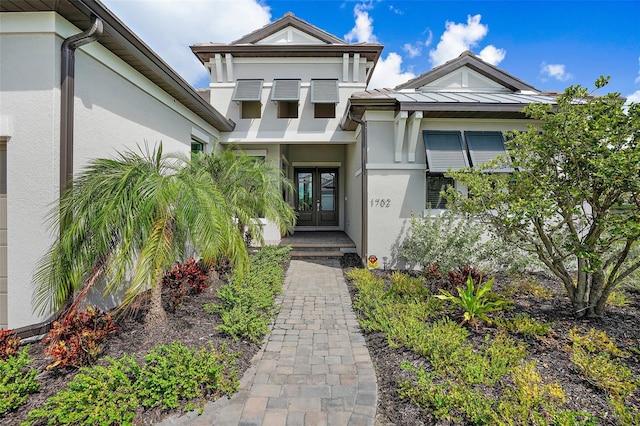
314,103,336,119
310,79,339,119
426,176,453,209
464,131,512,172
271,79,300,119
232,80,263,119
191,140,204,154
278,101,298,119
240,101,261,119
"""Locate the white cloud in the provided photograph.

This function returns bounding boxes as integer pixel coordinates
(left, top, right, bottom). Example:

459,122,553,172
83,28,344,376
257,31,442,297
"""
344,2,377,43
635,56,640,84
403,43,422,58
626,90,640,104
368,52,416,89
389,5,403,15
424,29,433,47
478,45,506,65
540,63,573,81
102,0,271,87
429,14,505,67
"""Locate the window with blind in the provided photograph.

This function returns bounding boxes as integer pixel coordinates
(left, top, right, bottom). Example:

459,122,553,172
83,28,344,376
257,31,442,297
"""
426,176,453,209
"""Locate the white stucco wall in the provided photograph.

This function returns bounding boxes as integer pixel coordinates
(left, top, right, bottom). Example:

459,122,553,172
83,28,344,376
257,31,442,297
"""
344,135,363,255
209,56,363,144
0,12,221,329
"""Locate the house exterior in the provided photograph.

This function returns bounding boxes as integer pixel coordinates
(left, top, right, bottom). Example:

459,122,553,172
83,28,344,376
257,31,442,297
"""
192,14,556,268
0,4,557,332
191,12,382,243
0,0,234,331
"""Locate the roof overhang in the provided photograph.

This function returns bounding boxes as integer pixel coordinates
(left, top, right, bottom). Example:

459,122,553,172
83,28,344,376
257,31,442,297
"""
1,0,235,132
191,43,383,64
341,98,540,131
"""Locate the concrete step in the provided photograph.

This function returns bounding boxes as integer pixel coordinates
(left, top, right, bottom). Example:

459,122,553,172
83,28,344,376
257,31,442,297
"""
290,250,345,258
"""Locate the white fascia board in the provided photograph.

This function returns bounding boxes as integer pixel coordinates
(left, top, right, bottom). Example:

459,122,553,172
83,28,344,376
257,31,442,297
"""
232,57,344,64
0,11,57,34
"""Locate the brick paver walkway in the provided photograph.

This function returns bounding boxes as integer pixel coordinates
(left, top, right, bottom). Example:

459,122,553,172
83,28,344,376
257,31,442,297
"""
158,258,377,425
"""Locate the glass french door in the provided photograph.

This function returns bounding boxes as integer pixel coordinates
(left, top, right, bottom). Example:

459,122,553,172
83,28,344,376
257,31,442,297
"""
295,168,338,227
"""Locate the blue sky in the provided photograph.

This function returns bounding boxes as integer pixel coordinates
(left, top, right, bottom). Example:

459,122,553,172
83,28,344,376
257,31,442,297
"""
103,0,640,102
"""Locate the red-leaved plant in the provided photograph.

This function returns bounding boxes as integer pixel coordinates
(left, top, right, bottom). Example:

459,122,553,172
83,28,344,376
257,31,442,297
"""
0,328,21,360
43,306,118,370
163,258,208,310
447,265,483,288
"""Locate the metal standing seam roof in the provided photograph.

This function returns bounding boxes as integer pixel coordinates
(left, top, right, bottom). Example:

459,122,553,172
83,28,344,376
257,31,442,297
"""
362,91,558,105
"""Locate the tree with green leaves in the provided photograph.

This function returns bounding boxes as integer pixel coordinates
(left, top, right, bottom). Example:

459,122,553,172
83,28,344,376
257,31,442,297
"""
34,144,248,328
191,146,296,245
447,77,640,318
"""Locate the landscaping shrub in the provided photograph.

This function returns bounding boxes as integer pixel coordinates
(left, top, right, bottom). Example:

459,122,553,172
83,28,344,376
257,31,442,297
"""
24,355,140,425
399,211,484,272
399,211,536,274
347,270,442,335
606,289,631,307
43,306,118,369
137,341,238,410
387,271,430,300
494,361,595,425
569,329,636,398
400,359,594,425
435,275,510,326
163,257,208,310
494,313,553,339
399,363,494,424
0,348,40,415
0,328,20,360
205,245,290,342
446,265,483,289
25,341,240,424
569,328,639,424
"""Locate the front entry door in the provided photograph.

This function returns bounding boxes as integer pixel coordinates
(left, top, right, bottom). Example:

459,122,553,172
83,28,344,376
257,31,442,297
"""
295,168,338,227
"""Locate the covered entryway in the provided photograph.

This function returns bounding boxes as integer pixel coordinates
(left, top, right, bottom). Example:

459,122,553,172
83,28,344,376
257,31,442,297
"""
294,167,338,227
0,141,6,329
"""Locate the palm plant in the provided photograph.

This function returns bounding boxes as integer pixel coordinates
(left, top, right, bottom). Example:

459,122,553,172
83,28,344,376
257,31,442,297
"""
192,147,296,245
33,144,248,327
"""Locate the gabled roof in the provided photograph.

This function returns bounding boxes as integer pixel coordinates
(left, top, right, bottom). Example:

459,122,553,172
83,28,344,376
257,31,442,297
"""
191,12,382,67
231,12,345,45
0,0,235,131
396,50,539,93
341,52,559,130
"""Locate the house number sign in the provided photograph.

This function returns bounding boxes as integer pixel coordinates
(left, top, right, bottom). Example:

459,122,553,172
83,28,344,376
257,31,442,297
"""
370,199,391,208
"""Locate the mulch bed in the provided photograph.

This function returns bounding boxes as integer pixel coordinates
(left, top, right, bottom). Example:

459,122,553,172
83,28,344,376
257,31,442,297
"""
3,254,640,425
2,270,260,426
341,258,640,425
